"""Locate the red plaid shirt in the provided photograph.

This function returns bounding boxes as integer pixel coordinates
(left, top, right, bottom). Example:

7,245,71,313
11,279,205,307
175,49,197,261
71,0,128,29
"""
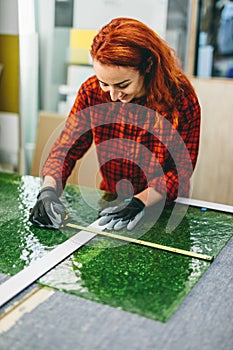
42,75,201,204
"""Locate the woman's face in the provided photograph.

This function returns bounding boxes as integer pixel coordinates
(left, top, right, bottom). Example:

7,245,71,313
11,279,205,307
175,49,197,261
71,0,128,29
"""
93,60,146,103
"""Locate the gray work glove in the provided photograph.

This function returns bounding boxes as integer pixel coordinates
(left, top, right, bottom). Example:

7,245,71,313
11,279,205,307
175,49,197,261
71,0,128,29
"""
99,197,145,231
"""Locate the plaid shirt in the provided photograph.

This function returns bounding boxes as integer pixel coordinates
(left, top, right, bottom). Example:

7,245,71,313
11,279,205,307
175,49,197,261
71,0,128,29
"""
42,75,201,204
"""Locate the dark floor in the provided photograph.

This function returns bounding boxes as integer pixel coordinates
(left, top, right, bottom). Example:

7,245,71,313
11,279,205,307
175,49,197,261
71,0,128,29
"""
0,234,233,350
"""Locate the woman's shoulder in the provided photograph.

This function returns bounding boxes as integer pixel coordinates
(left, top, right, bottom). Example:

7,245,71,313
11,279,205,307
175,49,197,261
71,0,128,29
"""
77,74,106,105
177,83,200,111
80,74,100,92
174,83,201,126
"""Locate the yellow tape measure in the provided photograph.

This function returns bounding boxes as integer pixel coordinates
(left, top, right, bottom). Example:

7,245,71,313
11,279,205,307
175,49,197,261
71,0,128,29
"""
66,223,214,262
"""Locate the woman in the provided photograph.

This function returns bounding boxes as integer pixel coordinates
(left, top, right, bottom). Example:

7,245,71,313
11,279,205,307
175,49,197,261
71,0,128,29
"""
29,17,201,231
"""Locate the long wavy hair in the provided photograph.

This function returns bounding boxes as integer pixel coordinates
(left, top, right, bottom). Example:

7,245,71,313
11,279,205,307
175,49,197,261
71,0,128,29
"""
90,17,196,128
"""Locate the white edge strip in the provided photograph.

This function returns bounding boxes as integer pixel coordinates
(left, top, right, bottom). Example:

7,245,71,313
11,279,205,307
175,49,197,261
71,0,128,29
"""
176,197,233,214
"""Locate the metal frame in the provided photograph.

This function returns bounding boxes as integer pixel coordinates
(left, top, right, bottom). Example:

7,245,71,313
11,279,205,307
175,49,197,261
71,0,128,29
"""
176,197,233,213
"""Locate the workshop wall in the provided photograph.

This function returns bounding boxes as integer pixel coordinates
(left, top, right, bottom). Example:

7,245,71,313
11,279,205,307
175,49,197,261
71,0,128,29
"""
190,77,233,206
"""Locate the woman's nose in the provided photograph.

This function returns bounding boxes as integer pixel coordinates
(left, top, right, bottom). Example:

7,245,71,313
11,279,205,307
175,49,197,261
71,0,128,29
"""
109,87,121,101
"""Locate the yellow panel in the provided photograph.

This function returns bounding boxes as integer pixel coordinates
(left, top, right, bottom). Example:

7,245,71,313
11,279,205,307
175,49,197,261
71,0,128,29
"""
69,29,98,64
0,35,19,113
70,29,98,49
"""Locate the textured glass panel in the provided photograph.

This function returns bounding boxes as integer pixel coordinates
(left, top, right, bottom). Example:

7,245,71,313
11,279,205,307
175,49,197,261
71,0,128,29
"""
0,173,232,322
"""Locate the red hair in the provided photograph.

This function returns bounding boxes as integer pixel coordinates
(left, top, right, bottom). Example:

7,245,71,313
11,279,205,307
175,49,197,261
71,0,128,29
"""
90,17,196,128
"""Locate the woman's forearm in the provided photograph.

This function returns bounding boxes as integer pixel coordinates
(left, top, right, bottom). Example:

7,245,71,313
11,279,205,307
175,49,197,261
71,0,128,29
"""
135,187,163,207
42,175,57,189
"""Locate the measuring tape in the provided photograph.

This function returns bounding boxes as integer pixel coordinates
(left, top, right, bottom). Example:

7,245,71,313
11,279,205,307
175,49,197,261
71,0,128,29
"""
67,222,214,261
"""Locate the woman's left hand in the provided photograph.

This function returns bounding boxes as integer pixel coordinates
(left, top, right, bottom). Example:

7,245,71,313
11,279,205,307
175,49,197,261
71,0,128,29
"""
98,197,145,231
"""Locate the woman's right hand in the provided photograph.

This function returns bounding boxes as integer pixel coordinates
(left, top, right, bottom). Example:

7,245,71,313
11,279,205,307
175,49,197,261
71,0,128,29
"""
29,187,69,229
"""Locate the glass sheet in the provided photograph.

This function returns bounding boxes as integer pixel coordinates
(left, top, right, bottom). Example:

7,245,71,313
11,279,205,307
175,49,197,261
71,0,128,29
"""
0,172,232,322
